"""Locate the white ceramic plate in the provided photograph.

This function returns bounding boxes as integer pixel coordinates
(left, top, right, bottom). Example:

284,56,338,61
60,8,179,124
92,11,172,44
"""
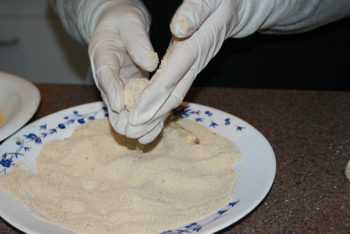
0,71,41,141
0,102,276,234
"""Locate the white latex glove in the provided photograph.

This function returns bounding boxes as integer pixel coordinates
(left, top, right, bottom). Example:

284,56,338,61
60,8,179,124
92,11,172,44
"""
76,0,158,135
127,0,296,143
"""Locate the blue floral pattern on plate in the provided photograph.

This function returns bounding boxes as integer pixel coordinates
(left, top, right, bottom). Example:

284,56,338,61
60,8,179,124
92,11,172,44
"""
0,106,108,174
0,101,275,234
1,104,246,175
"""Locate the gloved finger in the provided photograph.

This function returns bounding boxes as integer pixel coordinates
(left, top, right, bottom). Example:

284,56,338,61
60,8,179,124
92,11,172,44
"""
129,67,195,137
89,32,126,113
118,11,159,72
90,1,158,72
170,0,220,38
126,110,167,139
126,87,184,141
119,63,149,84
138,121,164,144
112,109,130,135
129,38,197,125
101,91,122,134
131,3,229,128
96,66,124,113
89,29,146,83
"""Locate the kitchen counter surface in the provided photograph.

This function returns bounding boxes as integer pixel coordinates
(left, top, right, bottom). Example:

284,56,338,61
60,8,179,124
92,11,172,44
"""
1,84,349,233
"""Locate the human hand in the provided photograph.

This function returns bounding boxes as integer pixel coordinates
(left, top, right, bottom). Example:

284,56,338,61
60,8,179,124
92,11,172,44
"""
127,0,296,143
76,0,158,134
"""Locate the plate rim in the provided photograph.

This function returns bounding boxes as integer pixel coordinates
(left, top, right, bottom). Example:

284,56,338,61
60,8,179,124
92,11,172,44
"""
0,71,41,141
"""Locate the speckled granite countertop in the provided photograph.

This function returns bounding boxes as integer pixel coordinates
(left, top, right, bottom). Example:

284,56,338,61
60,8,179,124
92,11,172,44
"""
1,84,349,233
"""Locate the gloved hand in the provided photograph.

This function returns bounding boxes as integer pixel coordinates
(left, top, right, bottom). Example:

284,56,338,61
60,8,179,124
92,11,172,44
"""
127,0,296,143
76,0,158,135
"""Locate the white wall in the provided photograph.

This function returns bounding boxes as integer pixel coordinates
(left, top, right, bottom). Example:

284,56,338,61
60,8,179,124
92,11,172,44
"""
0,0,92,84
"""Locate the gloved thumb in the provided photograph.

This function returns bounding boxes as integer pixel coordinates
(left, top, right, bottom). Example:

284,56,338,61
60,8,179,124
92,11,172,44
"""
170,0,221,38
